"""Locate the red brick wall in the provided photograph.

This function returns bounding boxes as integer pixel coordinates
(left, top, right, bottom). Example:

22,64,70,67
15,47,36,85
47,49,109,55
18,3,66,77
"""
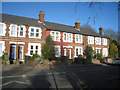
0,23,110,59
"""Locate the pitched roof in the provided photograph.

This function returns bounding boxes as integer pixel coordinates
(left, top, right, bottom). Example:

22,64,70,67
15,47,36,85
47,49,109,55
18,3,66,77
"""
1,13,45,28
0,13,108,38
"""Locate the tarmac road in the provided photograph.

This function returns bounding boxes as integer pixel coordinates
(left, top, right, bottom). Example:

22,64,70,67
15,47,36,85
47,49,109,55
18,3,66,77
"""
2,63,120,89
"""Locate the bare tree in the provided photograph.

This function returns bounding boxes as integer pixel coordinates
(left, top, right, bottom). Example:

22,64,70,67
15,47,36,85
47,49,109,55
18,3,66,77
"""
81,24,96,32
103,29,118,41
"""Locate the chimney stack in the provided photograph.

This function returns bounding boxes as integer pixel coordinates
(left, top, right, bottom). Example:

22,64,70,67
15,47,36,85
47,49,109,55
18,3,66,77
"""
75,21,80,30
39,11,45,23
99,26,103,35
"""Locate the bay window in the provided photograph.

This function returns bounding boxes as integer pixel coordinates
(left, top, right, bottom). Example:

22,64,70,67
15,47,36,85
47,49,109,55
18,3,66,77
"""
75,47,83,57
54,46,61,57
28,43,41,56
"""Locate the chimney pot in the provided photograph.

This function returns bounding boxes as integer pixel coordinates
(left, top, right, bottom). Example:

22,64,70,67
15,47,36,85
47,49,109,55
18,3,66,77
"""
75,21,80,30
39,11,45,23
99,26,103,35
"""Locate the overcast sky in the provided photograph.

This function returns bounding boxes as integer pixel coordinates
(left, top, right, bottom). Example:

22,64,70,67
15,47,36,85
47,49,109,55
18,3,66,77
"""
2,2,118,33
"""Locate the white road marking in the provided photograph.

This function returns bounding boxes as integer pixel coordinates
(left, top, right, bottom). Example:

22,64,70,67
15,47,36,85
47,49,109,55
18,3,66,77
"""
2,72,66,79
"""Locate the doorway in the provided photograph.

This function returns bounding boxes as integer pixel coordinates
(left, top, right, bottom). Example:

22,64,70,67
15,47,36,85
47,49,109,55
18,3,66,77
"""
69,48,72,59
10,45,16,60
18,45,23,60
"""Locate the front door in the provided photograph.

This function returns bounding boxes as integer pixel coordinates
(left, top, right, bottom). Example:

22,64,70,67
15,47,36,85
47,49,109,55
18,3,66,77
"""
10,45,16,60
18,45,23,60
69,48,72,59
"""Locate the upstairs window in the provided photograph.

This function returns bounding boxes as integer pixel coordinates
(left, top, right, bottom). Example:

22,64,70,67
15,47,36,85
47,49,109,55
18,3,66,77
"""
75,34,82,43
63,33,67,42
50,31,60,41
95,37,101,45
0,23,6,36
63,32,73,42
9,24,17,37
36,29,39,37
29,27,42,39
18,25,26,37
103,38,107,45
88,36,94,44
51,32,55,40
0,24,3,35
56,32,59,41
30,28,34,37
68,33,73,42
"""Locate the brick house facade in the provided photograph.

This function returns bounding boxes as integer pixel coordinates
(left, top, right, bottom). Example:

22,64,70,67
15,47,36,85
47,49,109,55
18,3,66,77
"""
0,11,109,60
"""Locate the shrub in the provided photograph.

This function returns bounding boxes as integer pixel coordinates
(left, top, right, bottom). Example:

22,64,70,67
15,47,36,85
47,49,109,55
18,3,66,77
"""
2,52,9,60
30,53,41,60
73,55,86,64
85,45,93,63
55,56,68,61
96,53,102,60
42,35,55,60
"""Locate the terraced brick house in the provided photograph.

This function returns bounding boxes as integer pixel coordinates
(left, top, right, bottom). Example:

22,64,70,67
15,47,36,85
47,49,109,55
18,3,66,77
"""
0,11,109,60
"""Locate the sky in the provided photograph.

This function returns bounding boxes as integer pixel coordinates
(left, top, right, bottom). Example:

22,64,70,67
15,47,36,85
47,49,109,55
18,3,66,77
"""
1,2,118,33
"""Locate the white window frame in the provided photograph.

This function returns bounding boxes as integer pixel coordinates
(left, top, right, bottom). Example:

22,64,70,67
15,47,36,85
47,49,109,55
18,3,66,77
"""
103,48,108,57
63,32,67,42
28,26,42,39
88,36,94,44
0,41,5,57
9,24,17,37
63,47,67,56
74,47,83,58
0,22,6,36
28,43,41,56
96,48,101,54
50,31,60,41
68,33,73,42
75,34,82,43
102,38,107,45
18,25,26,37
54,46,61,57
95,37,101,45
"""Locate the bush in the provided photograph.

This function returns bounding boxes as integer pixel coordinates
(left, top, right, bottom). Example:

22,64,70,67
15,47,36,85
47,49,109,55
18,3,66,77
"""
2,52,9,60
96,53,102,60
73,55,86,64
42,35,55,60
30,53,41,60
85,45,94,63
55,56,68,61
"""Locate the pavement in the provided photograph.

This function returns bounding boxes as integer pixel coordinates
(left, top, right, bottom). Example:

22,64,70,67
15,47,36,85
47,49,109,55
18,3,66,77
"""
1,63,120,89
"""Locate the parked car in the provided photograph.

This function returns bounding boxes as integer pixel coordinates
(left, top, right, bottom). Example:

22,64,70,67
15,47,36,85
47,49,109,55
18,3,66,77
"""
112,58,120,64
